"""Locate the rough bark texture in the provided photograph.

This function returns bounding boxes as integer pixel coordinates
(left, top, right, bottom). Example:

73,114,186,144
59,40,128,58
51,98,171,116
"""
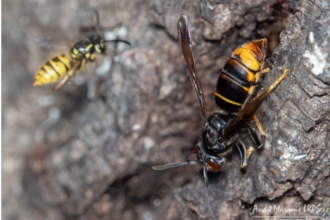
2,0,329,220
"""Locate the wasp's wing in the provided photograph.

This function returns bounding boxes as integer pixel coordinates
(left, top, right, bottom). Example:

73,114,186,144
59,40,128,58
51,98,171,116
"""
178,15,208,118
224,68,288,136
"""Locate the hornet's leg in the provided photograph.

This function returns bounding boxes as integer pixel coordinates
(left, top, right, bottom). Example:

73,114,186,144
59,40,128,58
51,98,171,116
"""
243,68,289,148
254,67,270,84
236,140,254,169
240,68,270,110
252,115,266,149
244,121,265,149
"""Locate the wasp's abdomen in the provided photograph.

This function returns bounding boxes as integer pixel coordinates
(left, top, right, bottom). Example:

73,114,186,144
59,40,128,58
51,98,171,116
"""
215,40,266,113
33,54,71,86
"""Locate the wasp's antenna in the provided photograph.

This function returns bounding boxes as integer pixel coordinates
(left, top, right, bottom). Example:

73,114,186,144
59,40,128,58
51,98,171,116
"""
203,166,215,218
92,8,101,35
152,160,198,170
103,39,131,46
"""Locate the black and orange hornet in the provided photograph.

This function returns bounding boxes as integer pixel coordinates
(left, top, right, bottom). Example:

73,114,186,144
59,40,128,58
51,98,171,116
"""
153,15,288,217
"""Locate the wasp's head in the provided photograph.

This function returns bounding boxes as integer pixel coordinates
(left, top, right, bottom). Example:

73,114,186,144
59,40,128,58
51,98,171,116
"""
89,34,106,54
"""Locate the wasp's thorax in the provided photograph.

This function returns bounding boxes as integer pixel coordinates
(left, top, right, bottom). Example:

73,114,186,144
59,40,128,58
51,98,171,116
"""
70,34,105,61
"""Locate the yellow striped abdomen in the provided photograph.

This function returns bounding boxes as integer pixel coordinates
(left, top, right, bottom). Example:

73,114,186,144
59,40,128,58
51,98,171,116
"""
33,54,71,86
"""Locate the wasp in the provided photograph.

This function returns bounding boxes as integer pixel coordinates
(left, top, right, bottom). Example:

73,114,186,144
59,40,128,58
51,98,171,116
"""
33,9,130,92
152,15,288,217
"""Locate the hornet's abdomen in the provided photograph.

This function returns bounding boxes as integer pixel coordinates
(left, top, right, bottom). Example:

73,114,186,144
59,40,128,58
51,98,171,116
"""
33,54,71,86
215,39,266,113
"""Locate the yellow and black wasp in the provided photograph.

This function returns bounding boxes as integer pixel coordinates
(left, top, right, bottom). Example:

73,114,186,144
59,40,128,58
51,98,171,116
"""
152,15,289,217
33,9,130,92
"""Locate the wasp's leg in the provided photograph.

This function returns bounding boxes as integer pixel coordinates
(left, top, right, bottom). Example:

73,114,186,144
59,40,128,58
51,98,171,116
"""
236,141,254,169
68,58,87,84
92,54,98,69
67,68,83,85
51,59,84,92
51,75,70,92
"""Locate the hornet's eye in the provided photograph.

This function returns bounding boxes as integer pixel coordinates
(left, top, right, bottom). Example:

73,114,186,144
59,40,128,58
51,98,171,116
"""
206,158,222,172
